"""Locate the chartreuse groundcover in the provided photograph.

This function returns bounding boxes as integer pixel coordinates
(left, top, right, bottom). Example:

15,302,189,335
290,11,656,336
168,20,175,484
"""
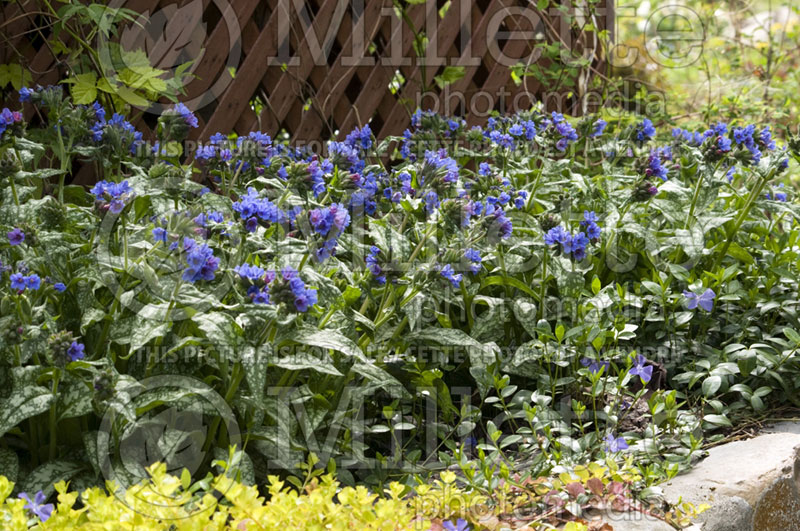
0,86,799,529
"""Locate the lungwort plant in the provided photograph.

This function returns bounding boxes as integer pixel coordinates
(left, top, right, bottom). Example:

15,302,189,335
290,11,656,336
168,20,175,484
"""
1,87,799,522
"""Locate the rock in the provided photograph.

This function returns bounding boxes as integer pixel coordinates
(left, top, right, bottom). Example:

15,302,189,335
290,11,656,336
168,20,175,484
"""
700,496,752,531
752,477,800,531
661,432,800,507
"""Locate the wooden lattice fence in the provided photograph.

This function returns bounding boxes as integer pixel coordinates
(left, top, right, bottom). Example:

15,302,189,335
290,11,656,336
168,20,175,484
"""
1,0,613,145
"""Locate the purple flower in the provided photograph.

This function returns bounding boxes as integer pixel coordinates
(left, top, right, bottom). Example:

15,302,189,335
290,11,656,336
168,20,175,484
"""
580,358,610,375
635,118,656,142
604,433,629,453
19,87,34,103
252,290,270,304
234,263,266,281
683,288,715,311
173,103,198,128
629,354,653,384
591,119,607,137
67,341,85,362
8,228,24,245
366,246,385,284
19,491,54,522
440,264,463,288
443,519,471,531
10,272,26,290
464,248,482,274
152,227,168,243
182,243,220,283
25,274,41,291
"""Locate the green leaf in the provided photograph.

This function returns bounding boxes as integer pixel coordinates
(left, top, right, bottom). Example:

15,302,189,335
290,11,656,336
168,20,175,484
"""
0,448,19,483
702,375,722,397
0,387,54,439
241,344,270,399
784,328,800,346
67,72,98,104
194,312,242,349
591,276,601,295
726,242,754,265
434,66,465,89
19,460,85,498
703,414,732,427
481,275,538,298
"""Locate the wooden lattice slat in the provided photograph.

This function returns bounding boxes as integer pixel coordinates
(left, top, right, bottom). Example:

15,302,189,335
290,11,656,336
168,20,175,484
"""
1,0,612,148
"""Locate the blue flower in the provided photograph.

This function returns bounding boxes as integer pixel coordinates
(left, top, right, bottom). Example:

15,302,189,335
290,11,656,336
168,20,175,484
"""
7,228,24,245
591,119,607,137
464,248,482,274
344,124,372,150
629,354,653,384
182,243,220,283
252,290,270,304
581,358,610,375
604,433,629,453
234,263,266,281
645,150,668,181
10,273,26,290
635,118,656,142
544,226,570,246
440,264,463,288
54,282,66,292
152,227,168,243
19,491,54,522
173,103,198,128
19,87,34,103
67,341,85,362
90,180,133,213
0,107,22,135
366,246,386,284
26,274,41,290
443,518,471,531
683,288,715,311
424,149,459,183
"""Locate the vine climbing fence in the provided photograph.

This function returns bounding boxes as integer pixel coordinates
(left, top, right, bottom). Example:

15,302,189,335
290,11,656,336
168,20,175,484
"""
1,0,613,145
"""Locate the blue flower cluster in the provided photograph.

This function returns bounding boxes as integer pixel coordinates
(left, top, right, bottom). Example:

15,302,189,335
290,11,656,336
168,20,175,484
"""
308,203,351,261
644,148,671,181
0,107,22,135
580,210,602,240
544,112,579,151
439,264,463,287
89,180,134,214
464,248,482,274
766,183,788,202
672,122,779,167
92,112,144,153
233,187,286,232
635,118,656,143
173,103,199,128
544,211,600,261
10,272,41,291
182,240,220,282
591,119,607,137
366,246,385,284
423,149,459,184
280,268,318,312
